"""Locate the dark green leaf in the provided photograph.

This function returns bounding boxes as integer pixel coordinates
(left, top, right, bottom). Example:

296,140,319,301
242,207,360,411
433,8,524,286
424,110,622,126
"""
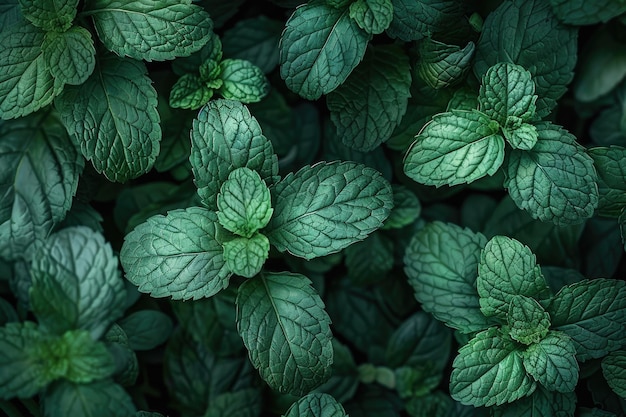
118,310,173,351
18,0,78,31
549,0,626,25
603,350,626,399
416,39,475,90
386,0,464,41
222,16,283,74
42,380,136,417
283,392,347,417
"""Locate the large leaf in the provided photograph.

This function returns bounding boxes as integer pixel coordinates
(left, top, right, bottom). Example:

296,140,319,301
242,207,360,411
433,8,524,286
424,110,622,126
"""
236,272,333,395
42,380,136,417
491,387,576,417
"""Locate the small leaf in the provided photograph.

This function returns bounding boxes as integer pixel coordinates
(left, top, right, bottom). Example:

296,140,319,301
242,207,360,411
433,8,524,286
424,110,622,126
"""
502,121,538,151
218,59,269,103
42,26,96,86
266,161,393,260
120,207,232,300
283,392,347,417
118,310,174,351
236,272,333,395
602,350,626,399
18,0,77,31
507,295,551,345
522,331,578,393
349,0,394,35
169,74,214,110
42,380,136,417
403,110,505,187
223,233,270,278
381,185,421,230
416,39,475,90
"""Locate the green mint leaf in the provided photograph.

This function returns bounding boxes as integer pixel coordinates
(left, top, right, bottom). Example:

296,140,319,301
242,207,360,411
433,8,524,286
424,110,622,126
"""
223,233,270,278
117,310,173,351
477,235,550,320
589,146,626,217
505,122,599,226
18,0,77,31
52,330,116,383
326,44,411,152
602,350,626,399
120,207,231,300
474,0,577,117
42,380,136,417
55,54,160,182
0,20,62,119
203,389,263,417
190,99,278,210
0,113,83,261
416,39,475,90
169,74,214,110
381,185,421,230
85,0,213,61
217,167,273,238
280,1,370,100
218,59,269,103
478,62,537,125
403,110,505,187
549,278,626,361
508,295,551,345
502,121,538,151
0,0,24,32
29,226,126,339
283,392,347,417
522,331,578,393
344,232,393,285
349,0,393,35
200,59,223,88
386,0,464,41
42,26,95,86
450,328,536,407
549,0,626,25
491,387,576,417
404,221,492,333
222,16,283,74
236,272,333,395
266,161,393,260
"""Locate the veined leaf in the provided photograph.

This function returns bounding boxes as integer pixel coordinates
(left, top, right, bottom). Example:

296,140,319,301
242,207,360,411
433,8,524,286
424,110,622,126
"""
381,185,420,230
280,1,370,100
265,161,393,260
18,0,77,31
117,310,174,351
85,0,213,61
521,331,578,393
42,26,96,86
549,0,626,25
50,330,116,384
503,122,538,151
416,39,475,90
284,392,348,417
218,59,269,103
349,0,394,35
169,74,214,110
602,350,626,399
589,146,626,217
327,44,411,152
42,380,136,417
120,207,232,300
236,272,333,395
222,16,283,74
223,233,270,279
507,295,551,345
386,0,464,41
55,54,161,182
403,110,505,187
491,386,576,417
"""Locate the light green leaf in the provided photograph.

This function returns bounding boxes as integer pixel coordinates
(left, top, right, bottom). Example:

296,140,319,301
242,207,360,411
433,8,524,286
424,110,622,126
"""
41,26,95,86
190,99,278,210
549,278,626,361
266,161,393,260
169,74,214,110
283,392,347,417
491,386,576,417
222,16,283,74
223,233,270,279
507,295,551,345
602,350,626,399
204,389,262,417
55,54,161,182
280,1,370,100
381,185,420,230
450,328,536,407
478,62,537,125
522,331,578,393
0,113,83,261
505,122,599,226
200,59,223,88
416,39,475,90
477,235,550,320
549,0,626,25
503,122,538,151
349,0,393,35
42,380,136,417
404,221,491,333
403,110,505,187
120,207,232,300
218,59,269,103
85,0,213,61
117,310,173,351
589,146,626,217
29,226,126,339
53,330,116,383
0,20,62,119
236,272,333,395
18,0,77,31
326,44,411,152
386,0,464,41
474,0,577,117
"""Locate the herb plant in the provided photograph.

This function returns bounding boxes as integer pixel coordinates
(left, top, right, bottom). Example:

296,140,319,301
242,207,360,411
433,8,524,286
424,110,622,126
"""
1,0,626,416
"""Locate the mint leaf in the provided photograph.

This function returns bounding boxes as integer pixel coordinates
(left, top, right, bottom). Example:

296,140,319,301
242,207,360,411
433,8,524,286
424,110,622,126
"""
344,232,393,285
42,380,136,417
386,0,463,41
403,110,505,187
55,54,161,182
522,331,578,393
52,330,116,383
477,235,549,320
502,122,538,151
222,16,283,74
416,39,475,90
326,44,411,151
217,167,273,238
29,226,126,339
204,389,263,417
223,233,270,278
118,310,173,351
42,26,95,86
589,146,626,217
602,350,626,399
266,161,393,260
349,0,393,35
169,74,213,110
381,185,421,230
280,1,370,100
508,295,551,345
505,122,599,226
120,207,231,300
549,278,626,361
284,392,347,417
492,387,576,417
404,221,491,333
0,20,62,119
0,0,24,32
18,0,77,31
450,328,536,407
478,62,537,125
549,0,626,25
236,272,333,395
190,99,278,210
86,0,213,61
218,59,269,103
